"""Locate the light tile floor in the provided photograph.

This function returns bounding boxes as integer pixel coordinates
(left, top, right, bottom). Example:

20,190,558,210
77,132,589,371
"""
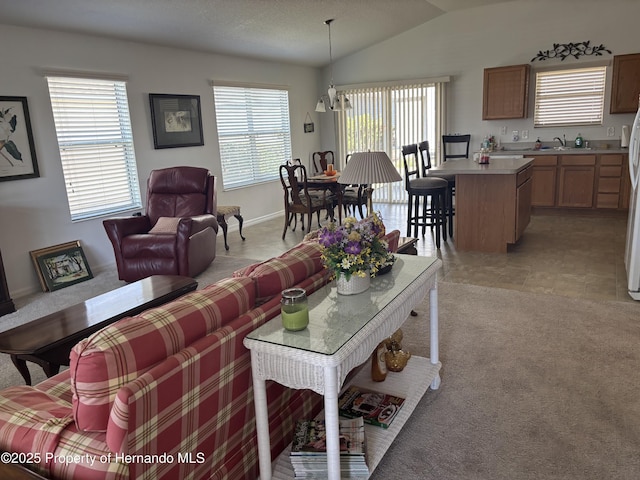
218,203,634,303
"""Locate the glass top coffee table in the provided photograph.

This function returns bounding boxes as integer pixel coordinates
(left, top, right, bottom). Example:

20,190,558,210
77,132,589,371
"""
244,254,442,480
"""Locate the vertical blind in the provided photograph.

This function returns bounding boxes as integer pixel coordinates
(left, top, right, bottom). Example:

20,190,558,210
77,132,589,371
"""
213,85,292,190
336,82,445,203
47,76,141,221
534,66,606,127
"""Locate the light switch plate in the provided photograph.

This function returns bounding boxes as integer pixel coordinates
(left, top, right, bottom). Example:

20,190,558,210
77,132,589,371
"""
522,130,529,139
500,126,507,135
512,130,519,141
607,126,615,137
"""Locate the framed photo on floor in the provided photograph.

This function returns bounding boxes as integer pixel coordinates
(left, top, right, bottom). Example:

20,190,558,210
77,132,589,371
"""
149,93,204,149
0,96,40,182
30,241,93,292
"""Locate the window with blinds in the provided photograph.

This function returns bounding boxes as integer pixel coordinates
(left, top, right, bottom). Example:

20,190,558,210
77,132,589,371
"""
46,76,141,221
213,85,292,190
336,81,445,203
534,66,606,127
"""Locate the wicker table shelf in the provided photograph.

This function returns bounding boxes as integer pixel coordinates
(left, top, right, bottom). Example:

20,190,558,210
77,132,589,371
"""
271,355,440,479
244,255,442,480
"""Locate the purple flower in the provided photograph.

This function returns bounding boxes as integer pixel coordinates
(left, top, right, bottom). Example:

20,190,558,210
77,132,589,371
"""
318,229,335,247
344,241,362,255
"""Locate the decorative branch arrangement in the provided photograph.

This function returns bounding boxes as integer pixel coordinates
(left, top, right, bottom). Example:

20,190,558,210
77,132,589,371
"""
531,41,611,62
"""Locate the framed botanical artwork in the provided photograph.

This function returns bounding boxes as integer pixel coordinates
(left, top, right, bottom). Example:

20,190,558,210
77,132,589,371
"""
30,241,93,292
149,93,204,149
0,96,39,181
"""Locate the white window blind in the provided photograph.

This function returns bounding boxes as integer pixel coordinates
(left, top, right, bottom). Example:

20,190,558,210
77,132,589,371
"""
336,81,445,203
46,76,141,221
213,85,292,190
534,67,606,127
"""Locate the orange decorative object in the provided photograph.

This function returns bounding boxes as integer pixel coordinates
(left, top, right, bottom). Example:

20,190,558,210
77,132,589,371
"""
323,169,337,176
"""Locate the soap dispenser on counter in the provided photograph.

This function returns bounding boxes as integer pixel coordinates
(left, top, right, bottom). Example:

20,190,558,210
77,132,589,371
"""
575,133,584,148
534,138,542,150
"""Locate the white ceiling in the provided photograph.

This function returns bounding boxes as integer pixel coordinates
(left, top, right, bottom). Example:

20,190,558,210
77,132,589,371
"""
0,0,513,67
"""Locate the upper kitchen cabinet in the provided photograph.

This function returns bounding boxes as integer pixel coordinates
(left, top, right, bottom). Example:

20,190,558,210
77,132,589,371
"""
610,53,640,114
482,64,530,120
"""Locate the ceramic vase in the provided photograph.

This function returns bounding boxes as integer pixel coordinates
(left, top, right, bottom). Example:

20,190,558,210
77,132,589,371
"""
336,272,370,295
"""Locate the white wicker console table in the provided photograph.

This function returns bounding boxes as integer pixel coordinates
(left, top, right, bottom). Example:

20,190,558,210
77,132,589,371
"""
244,255,442,480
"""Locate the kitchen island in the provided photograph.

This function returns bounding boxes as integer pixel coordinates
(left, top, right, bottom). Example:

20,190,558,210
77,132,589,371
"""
429,157,534,253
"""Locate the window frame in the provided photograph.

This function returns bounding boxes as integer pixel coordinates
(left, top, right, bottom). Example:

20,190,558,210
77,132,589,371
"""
533,66,607,127
212,83,293,191
46,75,142,222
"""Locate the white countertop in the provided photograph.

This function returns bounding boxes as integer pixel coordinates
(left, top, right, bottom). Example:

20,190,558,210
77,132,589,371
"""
428,157,533,175
486,148,629,155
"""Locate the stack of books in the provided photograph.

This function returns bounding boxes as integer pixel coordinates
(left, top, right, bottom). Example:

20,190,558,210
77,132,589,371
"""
290,417,368,478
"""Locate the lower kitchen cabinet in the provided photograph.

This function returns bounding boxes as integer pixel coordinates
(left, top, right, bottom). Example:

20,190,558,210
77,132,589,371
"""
557,155,596,208
509,152,627,212
597,154,624,209
531,156,558,207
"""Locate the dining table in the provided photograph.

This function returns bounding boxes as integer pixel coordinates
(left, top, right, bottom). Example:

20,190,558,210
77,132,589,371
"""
307,171,345,224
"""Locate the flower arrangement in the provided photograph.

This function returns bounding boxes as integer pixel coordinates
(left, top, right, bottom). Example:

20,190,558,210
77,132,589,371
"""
318,213,395,281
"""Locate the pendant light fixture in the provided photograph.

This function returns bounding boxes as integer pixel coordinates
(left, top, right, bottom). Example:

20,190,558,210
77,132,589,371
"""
315,19,351,113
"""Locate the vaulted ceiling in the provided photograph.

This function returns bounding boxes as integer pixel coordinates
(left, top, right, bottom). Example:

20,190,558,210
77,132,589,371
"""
0,0,513,67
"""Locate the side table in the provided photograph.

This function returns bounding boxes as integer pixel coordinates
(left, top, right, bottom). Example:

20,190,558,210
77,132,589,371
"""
244,255,442,480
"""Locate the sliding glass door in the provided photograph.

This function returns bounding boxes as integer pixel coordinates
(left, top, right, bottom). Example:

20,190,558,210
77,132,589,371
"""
336,81,447,204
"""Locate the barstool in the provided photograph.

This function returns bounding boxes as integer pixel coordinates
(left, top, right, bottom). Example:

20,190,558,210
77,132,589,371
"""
420,140,454,237
401,144,448,248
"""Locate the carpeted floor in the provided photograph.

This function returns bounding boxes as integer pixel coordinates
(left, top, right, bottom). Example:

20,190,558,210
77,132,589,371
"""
375,281,640,480
2,256,640,479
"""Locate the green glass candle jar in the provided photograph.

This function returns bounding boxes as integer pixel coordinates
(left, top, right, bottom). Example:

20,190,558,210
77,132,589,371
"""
281,288,309,331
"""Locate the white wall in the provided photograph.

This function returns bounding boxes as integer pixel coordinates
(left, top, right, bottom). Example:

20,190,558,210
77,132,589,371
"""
5,0,640,297
322,0,640,151
0,25,322,297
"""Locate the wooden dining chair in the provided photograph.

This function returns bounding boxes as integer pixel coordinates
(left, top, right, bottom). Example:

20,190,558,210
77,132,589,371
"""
279,163,333,239
340,153,368,219
312,151,335,174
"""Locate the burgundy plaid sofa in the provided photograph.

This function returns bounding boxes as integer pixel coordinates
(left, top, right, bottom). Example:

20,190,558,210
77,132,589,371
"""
0,226,400,480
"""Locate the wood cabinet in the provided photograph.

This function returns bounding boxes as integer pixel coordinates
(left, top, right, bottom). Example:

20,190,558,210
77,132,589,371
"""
531,155,558,207
596,154,624,208
610,53,640,114
482,64,530,120
557,155,596,208
453,162,533,253
515,166,533,242
526,152,629,212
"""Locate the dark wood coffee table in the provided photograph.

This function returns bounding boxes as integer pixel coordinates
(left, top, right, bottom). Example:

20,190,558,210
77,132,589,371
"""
0,275,197,385
0,457,48,479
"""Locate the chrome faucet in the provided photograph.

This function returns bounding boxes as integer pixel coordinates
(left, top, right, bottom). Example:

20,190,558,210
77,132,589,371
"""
553,135,566,147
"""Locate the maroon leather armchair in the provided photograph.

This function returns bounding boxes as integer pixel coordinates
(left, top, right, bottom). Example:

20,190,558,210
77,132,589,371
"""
103,166,219,282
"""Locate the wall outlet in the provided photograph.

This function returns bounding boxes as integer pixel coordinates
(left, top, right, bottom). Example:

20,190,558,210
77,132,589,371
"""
607,126,615,137
500,126,507,135
512,130,519,141
522,130,529,140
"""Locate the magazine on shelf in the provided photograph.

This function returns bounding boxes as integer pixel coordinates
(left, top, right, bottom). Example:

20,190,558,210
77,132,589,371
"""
337,385,405,429
290,417,368,478
291,417,366,456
